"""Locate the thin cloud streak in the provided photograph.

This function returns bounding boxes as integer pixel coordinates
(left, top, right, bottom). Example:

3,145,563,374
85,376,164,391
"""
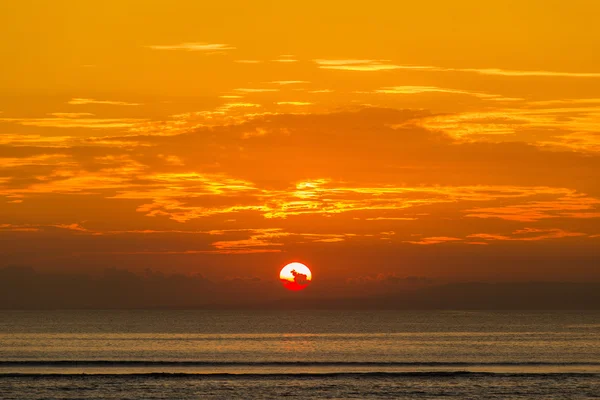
314,60,600,77
146,42,235,52
0,117,145,129
272,55,298,63
468,228,586,241
234,88,279,93
276,101,312,106
315,59,406,71
375,86,506,100
68,98,141,106
269,81,310,85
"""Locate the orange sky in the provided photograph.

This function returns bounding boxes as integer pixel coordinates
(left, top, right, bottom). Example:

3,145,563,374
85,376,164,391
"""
0,0,599,283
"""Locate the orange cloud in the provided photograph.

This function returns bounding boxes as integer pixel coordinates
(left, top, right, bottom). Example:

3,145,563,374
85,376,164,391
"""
271,55,297,63
146,43,235,52
269,81,310,85
458,68,600,78
67,98,141,106
276,101,312,106
1,117,144,129
315,59,404,71
1,109,598,268
466,194,600,222
468,228,586,242
404,236,463,245
314,60,600,78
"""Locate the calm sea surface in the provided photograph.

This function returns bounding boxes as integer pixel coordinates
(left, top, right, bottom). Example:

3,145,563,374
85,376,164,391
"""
0,310,599,399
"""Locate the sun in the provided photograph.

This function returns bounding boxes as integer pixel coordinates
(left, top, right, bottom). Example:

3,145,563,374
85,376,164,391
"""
280,262,312,291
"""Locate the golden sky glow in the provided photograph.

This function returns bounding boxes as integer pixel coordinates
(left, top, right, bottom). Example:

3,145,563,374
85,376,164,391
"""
0,0,599,284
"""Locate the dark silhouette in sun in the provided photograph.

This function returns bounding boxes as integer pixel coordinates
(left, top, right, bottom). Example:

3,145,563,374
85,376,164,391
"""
281,269,310,291
291,269,308,285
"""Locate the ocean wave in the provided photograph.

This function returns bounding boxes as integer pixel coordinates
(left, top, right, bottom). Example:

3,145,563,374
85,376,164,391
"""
1,361,600,367
0,371,598,379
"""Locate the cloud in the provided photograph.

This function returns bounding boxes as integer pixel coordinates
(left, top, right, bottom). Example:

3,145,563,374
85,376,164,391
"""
276,101,312,106
157,154,184,166
67,98,141,106
404,236,463,245
146,42,235,52
466,193,600,222
460,68,600,78
468,228,586,241
0,154,75,168
48,112,95,118
0,224,40,232
314,60,600,78
269,81,310,85
211,228,288,253
0,222,100,235
538,131,600,153
220,102,261,109
272,55,297,63
363,217,417,221
375,85,513,100
0,134,74,147
415,106,600,150
315,59,404,71
1,108,598,266
528,99,600,107
234,88,279,93
0,117,144,129
52,223,95,233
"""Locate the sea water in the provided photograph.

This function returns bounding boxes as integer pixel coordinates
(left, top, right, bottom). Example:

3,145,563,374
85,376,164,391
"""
0,310,598,399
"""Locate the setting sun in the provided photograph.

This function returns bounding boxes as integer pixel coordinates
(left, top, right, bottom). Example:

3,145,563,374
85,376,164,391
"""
279,262,312,291
1,1,599,398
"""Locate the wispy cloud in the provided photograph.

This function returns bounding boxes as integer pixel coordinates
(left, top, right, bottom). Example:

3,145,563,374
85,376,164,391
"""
0,117,144,129
52,223,95,234
2,109,598,259
272,55,298,63
417,106,600,145
48,112,95,118
146,42,235,52
468,228,586,241
0,224,40,232
68,98,141,106
375,86,499,99
0,134,73,147
405,236,462,245
309,89,334,93
315,59,404,71
276,101,312,106
539,131,600,153
363,217,417,221
220,102,261,109
234,88,279,93
211,228,288,253
466,194,600,222
0,154,74,168
461,68,600,78
314,60,600,77
269,80,310,85
528,98,600,107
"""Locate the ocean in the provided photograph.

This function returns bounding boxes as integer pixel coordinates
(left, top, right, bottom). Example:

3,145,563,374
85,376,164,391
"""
0,310,598,399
